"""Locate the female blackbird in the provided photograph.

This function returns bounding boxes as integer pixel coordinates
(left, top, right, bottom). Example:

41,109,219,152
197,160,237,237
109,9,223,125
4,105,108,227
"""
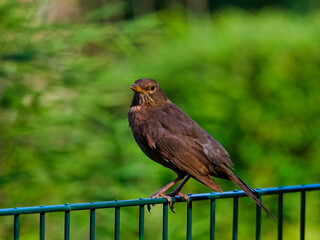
128,78,274,218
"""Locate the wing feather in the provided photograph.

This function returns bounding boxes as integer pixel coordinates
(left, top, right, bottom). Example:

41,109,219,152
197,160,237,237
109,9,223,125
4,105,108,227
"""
151,104,233,169
143,104,232,180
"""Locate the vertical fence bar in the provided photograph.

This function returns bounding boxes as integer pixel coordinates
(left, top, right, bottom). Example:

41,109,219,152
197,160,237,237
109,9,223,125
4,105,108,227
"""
210,198,216,240
278,193,283,240
90,209,95,240
233,197,238,240
64,210,70,240
40,212,45,240
187,199,192,240
14,214,19,240
114,207,120,240
139,205,145,240
162,203,168,240
300,191,306,240
256,195,261,240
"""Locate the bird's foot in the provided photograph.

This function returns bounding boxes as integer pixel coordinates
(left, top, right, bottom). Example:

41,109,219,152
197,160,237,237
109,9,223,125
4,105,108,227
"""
147,192,174,213
168,191,189,202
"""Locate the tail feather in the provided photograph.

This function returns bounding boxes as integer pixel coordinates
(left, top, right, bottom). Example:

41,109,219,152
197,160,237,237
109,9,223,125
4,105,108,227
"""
230,174,276,220
197,175,223,193
236,175,258,195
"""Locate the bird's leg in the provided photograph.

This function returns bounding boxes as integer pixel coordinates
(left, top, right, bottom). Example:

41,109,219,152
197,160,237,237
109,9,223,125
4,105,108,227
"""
147,176,184,213
150,176,184,198
168,175,190,201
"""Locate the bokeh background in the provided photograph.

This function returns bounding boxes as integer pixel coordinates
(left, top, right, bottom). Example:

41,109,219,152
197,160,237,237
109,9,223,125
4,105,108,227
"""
1,0,320,239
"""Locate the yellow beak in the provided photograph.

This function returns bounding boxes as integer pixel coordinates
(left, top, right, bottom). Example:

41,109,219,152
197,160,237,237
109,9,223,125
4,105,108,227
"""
130,84,144,92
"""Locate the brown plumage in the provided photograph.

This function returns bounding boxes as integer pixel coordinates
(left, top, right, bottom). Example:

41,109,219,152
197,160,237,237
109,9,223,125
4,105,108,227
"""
128,78,274,218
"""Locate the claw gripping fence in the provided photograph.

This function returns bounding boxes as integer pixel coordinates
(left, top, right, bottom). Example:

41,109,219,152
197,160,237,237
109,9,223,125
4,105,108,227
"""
0,183,319,240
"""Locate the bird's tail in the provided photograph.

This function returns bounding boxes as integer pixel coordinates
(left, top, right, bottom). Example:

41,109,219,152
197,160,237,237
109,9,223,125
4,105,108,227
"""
229,173,276,220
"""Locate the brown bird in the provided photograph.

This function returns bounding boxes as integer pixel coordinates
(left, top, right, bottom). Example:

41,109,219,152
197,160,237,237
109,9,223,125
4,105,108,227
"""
128,78,274,218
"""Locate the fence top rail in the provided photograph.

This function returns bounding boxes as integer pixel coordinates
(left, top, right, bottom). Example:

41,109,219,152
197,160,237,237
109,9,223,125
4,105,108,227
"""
0,183,319,216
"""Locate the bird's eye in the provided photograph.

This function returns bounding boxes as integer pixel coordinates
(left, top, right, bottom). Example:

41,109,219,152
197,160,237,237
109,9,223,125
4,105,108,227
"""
150,85,155,91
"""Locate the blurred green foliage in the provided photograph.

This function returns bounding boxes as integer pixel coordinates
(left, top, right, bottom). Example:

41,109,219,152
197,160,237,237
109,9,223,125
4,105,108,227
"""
0,0,320,239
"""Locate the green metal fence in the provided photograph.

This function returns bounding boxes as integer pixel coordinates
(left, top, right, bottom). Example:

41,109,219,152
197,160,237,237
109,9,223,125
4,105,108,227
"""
0,184,319,240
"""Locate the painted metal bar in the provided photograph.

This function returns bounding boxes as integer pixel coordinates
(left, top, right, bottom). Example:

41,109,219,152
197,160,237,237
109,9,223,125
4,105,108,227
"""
139,205,144,240
186,199,192,240
90,208,95,240
278,193,283,240
1,184,319,216
210,197,216,240
232,196,238,240
255,195,261,240
14,214,19,240
40,212,45,240
162,203,168,240
114,207,120,240
300,191,306,240
64,209,70,240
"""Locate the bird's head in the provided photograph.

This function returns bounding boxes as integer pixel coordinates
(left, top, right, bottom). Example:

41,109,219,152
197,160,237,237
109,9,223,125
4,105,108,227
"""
130,78,168,107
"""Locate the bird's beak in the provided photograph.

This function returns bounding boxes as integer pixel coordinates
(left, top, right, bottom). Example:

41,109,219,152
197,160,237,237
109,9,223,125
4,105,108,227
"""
130,84,144,92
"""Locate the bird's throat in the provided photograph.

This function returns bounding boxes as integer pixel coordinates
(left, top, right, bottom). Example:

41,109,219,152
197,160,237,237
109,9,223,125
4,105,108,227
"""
131,92,152,108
